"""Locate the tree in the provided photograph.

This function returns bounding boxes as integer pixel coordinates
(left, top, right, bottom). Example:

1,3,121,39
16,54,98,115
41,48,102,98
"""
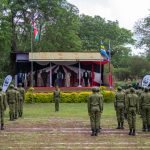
134,13,150,58
1,0,82,52
79,15,134,53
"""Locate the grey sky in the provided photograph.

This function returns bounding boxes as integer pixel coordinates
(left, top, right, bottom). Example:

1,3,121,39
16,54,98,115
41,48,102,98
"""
68,0,150,31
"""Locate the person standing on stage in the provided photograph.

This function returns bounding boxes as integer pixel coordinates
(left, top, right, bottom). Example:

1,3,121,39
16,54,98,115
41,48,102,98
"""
65,72,71,87
83,70,89,87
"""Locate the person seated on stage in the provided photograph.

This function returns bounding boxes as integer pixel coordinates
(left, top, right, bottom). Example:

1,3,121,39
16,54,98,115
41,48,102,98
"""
83,70,89,87
41,70,48,87
57,70,63,87
65,72,71,87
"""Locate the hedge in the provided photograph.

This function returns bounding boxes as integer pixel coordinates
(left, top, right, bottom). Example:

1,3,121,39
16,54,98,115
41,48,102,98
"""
25,90,115,103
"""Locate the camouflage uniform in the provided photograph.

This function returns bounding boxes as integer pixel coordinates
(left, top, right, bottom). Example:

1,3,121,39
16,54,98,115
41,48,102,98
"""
53,86,60,112
0,86,5,130
7,84,17,121
140,88,150,131
14,87,20,119
114,87,125,129
18,83,25,117
126,88,139,136
96,87,103,131
124,85,132,119
88,87,103,136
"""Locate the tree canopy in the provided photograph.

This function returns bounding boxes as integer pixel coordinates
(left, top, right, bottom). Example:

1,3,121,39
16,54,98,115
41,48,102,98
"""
134,13,150,58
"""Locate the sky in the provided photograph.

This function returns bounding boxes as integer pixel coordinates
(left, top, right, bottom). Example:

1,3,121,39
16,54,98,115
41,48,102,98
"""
67,0,150,31
67,0,150,55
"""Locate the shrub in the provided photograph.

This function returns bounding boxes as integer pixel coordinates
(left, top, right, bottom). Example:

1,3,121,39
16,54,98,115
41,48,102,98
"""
25,90,115,103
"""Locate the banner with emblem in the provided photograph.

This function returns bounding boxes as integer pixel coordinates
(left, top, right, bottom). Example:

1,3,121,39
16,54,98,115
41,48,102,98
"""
142,75,150,88
2,75,12,92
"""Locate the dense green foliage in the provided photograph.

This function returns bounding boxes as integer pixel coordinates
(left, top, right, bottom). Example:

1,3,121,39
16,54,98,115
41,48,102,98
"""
25,90,115,103
0,1,149,80
134,13,150,59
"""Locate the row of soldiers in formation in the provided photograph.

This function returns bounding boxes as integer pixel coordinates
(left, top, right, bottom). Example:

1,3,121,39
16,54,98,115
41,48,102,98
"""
87,85,150,136
0,83,25,130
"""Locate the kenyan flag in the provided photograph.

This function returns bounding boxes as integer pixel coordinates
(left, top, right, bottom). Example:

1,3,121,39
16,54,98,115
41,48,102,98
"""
32,20,39,41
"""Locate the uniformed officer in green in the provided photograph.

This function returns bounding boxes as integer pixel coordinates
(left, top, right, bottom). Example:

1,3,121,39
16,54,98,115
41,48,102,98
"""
114,86,126,129
88,87,103,136
126,88,139,136
53,86,60,112
0,86,5,130
96,87,104,131
18,83,25,117
14,87,20,119
7,84,17,121
124,84,132,119
140,87,150,131
0,86,7,112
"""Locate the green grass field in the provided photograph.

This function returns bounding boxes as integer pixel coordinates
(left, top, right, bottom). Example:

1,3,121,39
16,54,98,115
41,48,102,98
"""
1,103,150,150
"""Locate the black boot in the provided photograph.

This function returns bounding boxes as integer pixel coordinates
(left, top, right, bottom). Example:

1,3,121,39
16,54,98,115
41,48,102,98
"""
1,124,4,130
120,122,124,129
128,129,132,135
142,125,146,132
132,129,136,136
91,129,95,136
95,129,99,136
116,122,120,129
148,125,150,132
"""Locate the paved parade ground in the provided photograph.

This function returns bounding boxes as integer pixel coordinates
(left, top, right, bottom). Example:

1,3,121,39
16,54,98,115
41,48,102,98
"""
1,103,150,150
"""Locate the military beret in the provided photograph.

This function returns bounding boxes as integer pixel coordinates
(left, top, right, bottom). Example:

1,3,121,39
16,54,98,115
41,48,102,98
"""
14,87,18,90
144,87,149,92
128,84,132,88
92,87,96,92
130,87,135,92
117,86,122,91
10,84,14,88
18,83,22,86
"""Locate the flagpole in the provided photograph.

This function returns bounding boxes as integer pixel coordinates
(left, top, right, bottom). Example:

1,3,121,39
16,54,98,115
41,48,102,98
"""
31,26,33,88
108,40,112,88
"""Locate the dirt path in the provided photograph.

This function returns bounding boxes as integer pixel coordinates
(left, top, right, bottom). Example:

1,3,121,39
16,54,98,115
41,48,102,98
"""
0,117,150,150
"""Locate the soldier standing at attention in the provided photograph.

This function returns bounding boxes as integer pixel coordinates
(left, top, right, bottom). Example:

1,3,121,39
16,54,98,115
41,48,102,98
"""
18,83,25,117
88,87,103,136
114,87,126,129
96,87,104,132
14,87,20,119
126,88,139,136
0,86,7,112
0,86,5,130
140,88,150,132
53,86,60,112
7,84,16,121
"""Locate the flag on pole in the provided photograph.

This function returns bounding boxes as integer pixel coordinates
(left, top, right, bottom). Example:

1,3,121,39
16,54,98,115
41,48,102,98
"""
98,41,110,61
31,17,39,41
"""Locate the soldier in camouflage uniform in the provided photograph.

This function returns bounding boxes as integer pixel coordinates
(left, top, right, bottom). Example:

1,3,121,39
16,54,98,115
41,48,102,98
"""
0,86,5,130
114,87,126,129
14,87,20,119
0,86,7,112
126,88,139,136
7,84,17,121
124,84,132,119
18,83,25,117
53,86,60,112
88,87,103,136
96,87,103,131
140,87,150,131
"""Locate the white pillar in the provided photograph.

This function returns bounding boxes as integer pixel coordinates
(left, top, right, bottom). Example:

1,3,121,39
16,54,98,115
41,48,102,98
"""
50,62,52,87
100,63,102,86
78,61,82,87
